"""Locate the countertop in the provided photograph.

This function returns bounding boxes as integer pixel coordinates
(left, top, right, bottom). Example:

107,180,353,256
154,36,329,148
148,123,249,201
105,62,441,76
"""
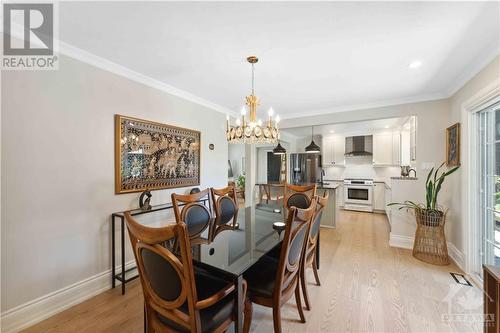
390,177,418,180
318,182,340,190
323,178,391,184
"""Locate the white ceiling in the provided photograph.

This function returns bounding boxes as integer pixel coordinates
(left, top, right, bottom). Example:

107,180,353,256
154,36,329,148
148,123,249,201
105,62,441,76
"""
281,116,410,138
57,2,500,119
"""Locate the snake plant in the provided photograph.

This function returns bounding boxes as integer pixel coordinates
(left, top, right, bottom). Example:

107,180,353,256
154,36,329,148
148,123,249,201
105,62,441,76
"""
388,162,459,212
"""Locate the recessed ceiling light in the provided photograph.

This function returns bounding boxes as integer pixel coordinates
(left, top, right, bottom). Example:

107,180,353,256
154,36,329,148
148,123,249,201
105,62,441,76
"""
384,125,390,129
409,60,422,69
329,130,335,133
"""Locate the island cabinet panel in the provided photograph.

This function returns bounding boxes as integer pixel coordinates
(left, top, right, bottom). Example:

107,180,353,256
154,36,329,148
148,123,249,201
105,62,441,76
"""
484,265,500,333
320,188,338,228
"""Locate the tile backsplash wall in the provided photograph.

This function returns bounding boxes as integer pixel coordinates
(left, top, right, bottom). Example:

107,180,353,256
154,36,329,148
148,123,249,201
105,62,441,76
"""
323,156,400,182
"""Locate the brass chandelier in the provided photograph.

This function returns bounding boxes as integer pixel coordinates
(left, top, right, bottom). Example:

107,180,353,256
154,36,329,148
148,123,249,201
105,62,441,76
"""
226,56,280,144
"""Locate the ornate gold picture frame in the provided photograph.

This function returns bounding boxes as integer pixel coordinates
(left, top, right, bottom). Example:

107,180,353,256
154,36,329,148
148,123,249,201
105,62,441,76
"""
446,122,460,167
114,115,201,194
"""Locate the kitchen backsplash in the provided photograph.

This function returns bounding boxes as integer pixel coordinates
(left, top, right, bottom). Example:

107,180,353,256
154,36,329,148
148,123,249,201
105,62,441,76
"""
323,156,400,181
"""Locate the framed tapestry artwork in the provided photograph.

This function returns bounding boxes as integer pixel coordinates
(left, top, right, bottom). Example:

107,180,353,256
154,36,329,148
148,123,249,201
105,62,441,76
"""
446,122,460,167
114,115,201,194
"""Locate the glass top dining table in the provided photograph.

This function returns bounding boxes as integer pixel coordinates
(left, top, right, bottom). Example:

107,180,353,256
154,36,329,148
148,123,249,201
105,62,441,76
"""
192,202,285,277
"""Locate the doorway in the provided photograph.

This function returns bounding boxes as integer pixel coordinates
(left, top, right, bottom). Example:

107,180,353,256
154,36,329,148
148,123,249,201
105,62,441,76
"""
267,152,281,183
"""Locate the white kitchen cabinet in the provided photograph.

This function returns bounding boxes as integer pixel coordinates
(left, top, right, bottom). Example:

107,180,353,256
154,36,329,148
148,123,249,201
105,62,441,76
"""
409,115,417,162
384,184,392,228
391,132,401,165
400,116,416,165
332,136,345,165
373,132,401,166
373,182,385,211
400,128,411,165
321,135,345,167
321,136,334,166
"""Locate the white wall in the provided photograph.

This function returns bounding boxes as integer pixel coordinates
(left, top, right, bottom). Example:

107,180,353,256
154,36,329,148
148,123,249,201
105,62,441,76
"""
228,144,245,178
1,54,227,313
292,134,322,153
447,55,500,264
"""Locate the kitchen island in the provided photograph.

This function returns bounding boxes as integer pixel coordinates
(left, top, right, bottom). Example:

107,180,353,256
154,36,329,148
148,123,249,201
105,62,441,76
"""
317,182,339,228
255,182,339,228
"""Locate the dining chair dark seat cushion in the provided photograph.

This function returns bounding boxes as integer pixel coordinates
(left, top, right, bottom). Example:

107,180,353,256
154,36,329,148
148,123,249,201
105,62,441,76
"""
157,270,235,333
265,220,305,261
218,196,236,225
243,255,280,298
287,194,309,209
184,204,211,237
141,248,183,302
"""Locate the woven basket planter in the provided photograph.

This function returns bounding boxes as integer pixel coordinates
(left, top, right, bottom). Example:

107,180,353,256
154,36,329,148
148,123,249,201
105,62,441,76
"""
413,209,450,265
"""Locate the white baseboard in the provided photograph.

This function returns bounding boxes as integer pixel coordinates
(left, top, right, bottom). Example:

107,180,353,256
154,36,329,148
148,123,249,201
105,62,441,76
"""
447,242,465,271
388,233,465,271
389,233,414,249
1,261,136,333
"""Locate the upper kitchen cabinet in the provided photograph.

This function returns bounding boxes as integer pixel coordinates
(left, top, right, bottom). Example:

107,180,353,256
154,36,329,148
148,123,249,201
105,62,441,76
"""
322,134,345,167
409,115,417,162
373,132,401,166
400,115,417,165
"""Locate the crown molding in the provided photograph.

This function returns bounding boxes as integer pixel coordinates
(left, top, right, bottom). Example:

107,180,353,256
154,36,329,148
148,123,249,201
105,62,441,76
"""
58,41,239,118
5,22,238,118
445,45,500,98
281,92,447,120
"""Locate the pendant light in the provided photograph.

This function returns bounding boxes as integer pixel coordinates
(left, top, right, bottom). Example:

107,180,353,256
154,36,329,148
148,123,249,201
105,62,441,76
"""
305,126,320,153
272,141,286,155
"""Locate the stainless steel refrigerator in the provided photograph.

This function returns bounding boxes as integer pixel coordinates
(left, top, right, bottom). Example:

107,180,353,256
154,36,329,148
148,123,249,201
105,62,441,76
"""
289,153,322,185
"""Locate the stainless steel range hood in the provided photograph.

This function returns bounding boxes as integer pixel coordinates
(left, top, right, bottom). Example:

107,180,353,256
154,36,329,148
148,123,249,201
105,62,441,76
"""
345,135,373,156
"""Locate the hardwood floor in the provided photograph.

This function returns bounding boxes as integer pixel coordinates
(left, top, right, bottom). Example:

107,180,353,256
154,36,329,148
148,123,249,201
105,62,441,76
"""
23,210,482,333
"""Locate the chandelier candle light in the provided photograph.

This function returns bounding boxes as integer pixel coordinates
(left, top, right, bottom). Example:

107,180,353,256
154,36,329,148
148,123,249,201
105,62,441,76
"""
226,56,280,144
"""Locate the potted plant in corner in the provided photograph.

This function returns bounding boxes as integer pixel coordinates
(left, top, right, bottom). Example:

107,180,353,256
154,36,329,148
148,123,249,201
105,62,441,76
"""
388,162,459,265
235,174,246,200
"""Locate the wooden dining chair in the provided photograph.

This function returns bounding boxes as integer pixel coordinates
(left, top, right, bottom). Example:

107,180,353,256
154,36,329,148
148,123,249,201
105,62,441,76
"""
124,212,252,333
259,184,285,205
210,186,239,241
243,200,317,333
172,189,214,245
284,183,317,210
300,191,328,311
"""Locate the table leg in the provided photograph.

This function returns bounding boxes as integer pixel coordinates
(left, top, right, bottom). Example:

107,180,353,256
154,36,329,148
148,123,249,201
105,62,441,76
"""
234,275,243,333
112,216,116,288
121,216,126,295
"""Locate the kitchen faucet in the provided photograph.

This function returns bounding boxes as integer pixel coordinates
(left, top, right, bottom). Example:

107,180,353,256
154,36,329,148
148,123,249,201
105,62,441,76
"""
408,168,416,178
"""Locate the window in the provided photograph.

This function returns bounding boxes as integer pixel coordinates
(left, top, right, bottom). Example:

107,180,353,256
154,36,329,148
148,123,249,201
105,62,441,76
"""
478,102,500,273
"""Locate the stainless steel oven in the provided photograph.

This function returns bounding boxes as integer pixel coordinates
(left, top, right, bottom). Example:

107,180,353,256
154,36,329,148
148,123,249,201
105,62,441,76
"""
344,179,373,212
